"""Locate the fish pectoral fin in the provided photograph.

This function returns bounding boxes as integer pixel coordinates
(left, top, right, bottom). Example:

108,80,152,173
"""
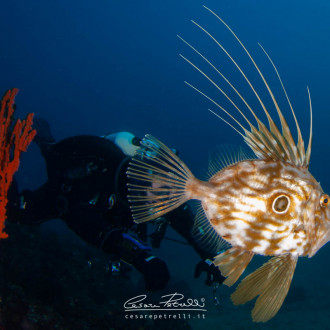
231,253,298,323
213,247,254,287
192,206,230,256
127,135,195,223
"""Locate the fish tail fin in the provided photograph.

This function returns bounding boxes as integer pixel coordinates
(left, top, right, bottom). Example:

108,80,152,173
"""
127,134,195,223
231,253,297,323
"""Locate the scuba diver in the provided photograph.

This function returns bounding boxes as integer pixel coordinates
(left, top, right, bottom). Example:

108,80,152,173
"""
7,119,225,291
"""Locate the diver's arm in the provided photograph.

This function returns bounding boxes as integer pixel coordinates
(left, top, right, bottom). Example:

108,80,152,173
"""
167,204,225,285
166,204,213,260
6,181,60,225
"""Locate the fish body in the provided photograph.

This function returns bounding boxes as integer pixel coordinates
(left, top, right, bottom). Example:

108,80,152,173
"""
187,159,329,258
126,6,330,323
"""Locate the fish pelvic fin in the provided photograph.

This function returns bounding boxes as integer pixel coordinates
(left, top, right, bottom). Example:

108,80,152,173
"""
231,253,298,323
213,247,253,287
127,135,195,223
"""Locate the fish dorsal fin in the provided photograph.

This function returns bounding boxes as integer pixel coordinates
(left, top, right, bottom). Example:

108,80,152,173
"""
192,204,230,255
178,6,313,168
213,247,254,287
231,253,298,323
206,145,255,179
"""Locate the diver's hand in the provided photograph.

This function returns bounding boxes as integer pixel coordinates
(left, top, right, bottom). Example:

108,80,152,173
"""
136,255,170,291
194,259,225,286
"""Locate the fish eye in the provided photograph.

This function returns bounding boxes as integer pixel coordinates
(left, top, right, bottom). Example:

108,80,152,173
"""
272,194,290,214
320,194,330,207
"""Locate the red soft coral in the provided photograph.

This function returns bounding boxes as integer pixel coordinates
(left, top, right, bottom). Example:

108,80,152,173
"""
0,88,36,238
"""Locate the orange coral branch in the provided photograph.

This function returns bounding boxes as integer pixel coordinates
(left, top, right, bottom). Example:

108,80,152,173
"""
0,88,36,239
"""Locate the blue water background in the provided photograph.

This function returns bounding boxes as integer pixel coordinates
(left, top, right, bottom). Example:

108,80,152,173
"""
1,0,330,328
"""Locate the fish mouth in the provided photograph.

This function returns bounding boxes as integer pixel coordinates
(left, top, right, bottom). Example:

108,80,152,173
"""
308,228,330,257
305,199,330,257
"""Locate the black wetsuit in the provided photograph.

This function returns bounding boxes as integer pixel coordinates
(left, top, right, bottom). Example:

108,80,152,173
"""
8,135,222,290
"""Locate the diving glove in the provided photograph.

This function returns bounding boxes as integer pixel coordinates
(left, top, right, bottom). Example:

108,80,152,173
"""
194,259,225,286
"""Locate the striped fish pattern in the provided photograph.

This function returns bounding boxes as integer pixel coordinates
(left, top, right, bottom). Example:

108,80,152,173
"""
198,159,323,257
126,6,330,323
